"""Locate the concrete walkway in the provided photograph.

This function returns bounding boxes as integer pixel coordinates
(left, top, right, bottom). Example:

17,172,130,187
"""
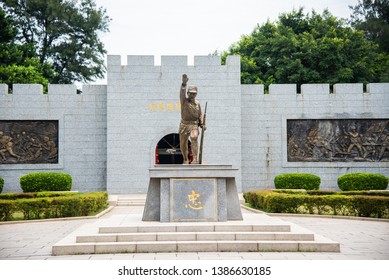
1,204,389,260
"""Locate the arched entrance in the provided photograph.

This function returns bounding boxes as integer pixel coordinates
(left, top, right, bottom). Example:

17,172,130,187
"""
155,133,192,164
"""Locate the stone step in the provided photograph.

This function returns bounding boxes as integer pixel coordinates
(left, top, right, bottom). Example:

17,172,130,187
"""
51,213,341,256
108,195,146,206
98,224,291,234
76,231,315,243
116,201,145,206
52,239,340,255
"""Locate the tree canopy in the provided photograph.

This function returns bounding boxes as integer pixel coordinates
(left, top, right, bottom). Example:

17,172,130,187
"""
222,8,389,87
349,0,389,53
0,8,53,88
0,0,110,84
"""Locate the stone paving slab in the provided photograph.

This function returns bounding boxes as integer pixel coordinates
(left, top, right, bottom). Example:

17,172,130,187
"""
51,210,340,255
1,205,389,260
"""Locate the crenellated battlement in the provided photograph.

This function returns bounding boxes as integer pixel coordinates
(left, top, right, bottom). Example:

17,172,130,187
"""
2,81,388,96
242,83,389,95
106,55,241,81
107,55,239,67
2,81,388,100
2,52,387,97
0,83,107,95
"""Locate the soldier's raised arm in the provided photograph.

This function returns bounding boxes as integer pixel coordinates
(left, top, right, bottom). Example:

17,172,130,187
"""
180,74,188,105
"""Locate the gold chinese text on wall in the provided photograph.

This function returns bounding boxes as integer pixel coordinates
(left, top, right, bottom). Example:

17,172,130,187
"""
148,102,181,111
287,119,389,162
0,120,58,164
184,189,204,210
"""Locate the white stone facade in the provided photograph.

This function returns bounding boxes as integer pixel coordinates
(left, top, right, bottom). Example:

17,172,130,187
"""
0,55,388,193
0,84,107,193
242,82,389,191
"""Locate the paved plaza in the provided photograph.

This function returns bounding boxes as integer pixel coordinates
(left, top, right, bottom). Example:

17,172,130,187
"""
0,201,388,260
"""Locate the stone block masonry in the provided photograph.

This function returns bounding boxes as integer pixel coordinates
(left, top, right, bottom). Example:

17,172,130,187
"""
0,84,107,193
241,83,389,191
1,55,388,193
106,55,242,194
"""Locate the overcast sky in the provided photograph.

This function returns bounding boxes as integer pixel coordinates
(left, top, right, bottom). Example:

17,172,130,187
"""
93,0,359,83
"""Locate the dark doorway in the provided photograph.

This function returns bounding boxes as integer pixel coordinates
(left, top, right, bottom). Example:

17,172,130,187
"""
155,133,192,164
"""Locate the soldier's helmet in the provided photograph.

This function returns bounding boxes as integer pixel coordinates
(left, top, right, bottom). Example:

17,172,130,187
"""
187,86,198,95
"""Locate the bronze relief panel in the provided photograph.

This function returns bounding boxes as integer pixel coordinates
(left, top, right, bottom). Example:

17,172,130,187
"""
0,120,58,164
287,119,389,162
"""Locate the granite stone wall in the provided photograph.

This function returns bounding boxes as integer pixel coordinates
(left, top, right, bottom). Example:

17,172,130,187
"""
1,55,388,194
0,84,107,193
241,83,389,191
106,55,242,194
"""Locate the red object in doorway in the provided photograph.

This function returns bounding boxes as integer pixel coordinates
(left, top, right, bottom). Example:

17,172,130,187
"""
155,145,159,164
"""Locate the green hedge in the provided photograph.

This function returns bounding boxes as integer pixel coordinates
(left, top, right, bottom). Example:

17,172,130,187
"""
0,192,79,200
272,189,383,196
20,172,72,192
274,173,321,190
0,176,3,194
244,190,389,218
0,192,108,221
338,190,389,197
337,172,388,191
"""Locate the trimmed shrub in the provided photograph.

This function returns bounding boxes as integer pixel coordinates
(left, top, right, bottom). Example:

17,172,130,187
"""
349,195,389,218
0,192,108,221
0,192,79,200
0,176,3,193
264,192,306,213
340,190,389,197
243,189,389,218
273,189,307,194
274,173,321,190
306,190,337,196
337,172,389,191
20,172,72,192
0,200,15,220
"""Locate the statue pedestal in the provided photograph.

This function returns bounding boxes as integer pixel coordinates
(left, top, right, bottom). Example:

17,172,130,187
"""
142,165,243,222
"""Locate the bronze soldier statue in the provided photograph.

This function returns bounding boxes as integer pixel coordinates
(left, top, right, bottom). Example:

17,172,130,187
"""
179,74,205,164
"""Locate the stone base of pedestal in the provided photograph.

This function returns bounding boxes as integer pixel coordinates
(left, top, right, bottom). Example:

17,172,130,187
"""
142,165,243,222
